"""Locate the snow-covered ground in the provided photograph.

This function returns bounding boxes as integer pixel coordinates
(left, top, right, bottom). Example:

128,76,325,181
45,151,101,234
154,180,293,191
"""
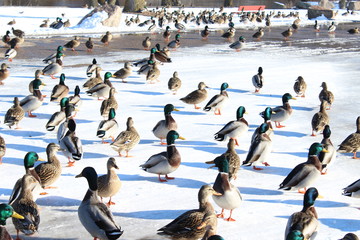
0,5,360,240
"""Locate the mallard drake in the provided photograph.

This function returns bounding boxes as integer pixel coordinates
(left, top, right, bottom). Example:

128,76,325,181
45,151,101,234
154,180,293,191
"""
46,97,68,131
42,51,64,79
281,28,293,40
252,67,264,93
68,85,82,110
153,104,179,145
174,19,186,32
59,118,83,167
229,36,245,51
101,31,113,45
140,130,184,182
0,63,10,85
243,123,272,170
328,21,336,33
113,62,132,83
168,71,182,94
337,116,360,159
43,46,64,64
4,97,25,129
50,73,69,102
86,58,98,77
340,233,359,240
293,76,307,98
64,36,80,51
4,46,17,62
214,106,248,146
83,66,103,89
319,82,334,110
86,72,113,100
204,82,229,115
98,157,121,206
11,174,40,239
163,26,171,41
0,203,24,240
50,17,64,29
2,31,11,45
76,167,123,240
142,36,151,50
146,61,161,83
158,184,220,238
57,103,75,143
180,82,208,109
153,44,172,63
97,108,118,144
100,87,118,119
279,143,327,193
252,107,274,143
252,27,264,40
311,101,329,136
136,59,154,75
20,79,44,117
342,178,360,198
284,187,319,239
286,230,305,240
85,37,94,52
267,93,296,128
167,33,181,49
8,36,23,49
318,125,336,174
348,27,359,34
28,70,45,94
212,156,242,221
0,135,5,165
11,27,24,38
201,25,210,40
35,143,62,191
314,20,320,32
111,117,141,157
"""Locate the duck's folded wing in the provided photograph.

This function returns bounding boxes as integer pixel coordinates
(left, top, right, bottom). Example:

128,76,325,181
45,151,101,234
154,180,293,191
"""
140,152,167,168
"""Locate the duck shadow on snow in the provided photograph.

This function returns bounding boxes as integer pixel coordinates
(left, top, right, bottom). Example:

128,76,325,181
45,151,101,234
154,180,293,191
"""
227,88,249,94
274,151,307,158
274,131,307,138
1,130,45,138
240,187,284,196
5,143,45,153
174,110,206,116
114,209,187,220
319,218,360,231
36,196,82,207
121,90,165,96
0,94,26,98
264,199,349,208
241,165,292,177
255,94,284,99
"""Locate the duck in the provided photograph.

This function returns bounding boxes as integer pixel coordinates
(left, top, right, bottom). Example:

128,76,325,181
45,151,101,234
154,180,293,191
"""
97,157,121,206
212,155,242,221
0,203,24,240
314,20,320,32
113,62,132,83
146,61,161,83
252,107,274,143
342,178,360,198
279,143,327,193
50,73,69,102
174,19,186,32
50,17,64,29
11,27,24,38
140,130,185,182
267,93,296,128
318,125,336,174
348,27,359,34
243,123,272,170
59,118,83,167
168,71,182,94
20,79,44,117
157,184,220,239
142,36,151,50
86,58,98,77
285,230,305,240
152,104,179,145
328,21,336,33
252,27,264,40
28,70,45,94
4,97,25,129
63,19,71,27
137,59,154,75
42,51,64,79
203,82,229,115
10,175,40,240
68,85,82,110
0,135,5,165
85,37,94,52
2,30,11,45
319,82,334,110
229,36,245,51
180,82,209,109
83,66,103,89
201,25,210,40
293,76,307,98
153,44,172,63
0,63,10,85
64,36,80,51
86,72,114,100
46,97,69,131
111,117,141,157
340,233,360,240
252,66,264,93
100,87,118,119
97,108,118,144
221,27,235,41
101,31,113,45
214,106,248,146
281,27,293,40
57,103,75,143
43,46,64,64
311,100,329,136
163,26,171,41
337,116,360,159
167,33,181,49
284,187,320,240
4,46,17,62
76,167,123,240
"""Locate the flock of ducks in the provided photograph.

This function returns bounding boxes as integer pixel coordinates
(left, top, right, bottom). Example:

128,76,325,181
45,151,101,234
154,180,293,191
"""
0,5,359,240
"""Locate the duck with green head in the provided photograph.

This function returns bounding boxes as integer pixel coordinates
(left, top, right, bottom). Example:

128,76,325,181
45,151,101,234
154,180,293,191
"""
0,204,24,239
318,125,336,174
204,82,229,115
50,73,69,102
20,78,44,117
167,33,181,49
42,51,64,79
59,118,83,167
43,45,64,64
229,36,245,51
252,106,274,143
97,108,119,144
86,72,113,100
153,44,172,63
46,97,69,131
268,93,296,128
153,104,179,145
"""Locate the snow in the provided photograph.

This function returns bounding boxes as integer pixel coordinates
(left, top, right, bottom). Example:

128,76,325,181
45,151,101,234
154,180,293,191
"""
0,4,360,240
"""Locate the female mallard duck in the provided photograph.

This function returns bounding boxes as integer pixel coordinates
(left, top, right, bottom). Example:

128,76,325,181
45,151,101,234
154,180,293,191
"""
146,61,161,83
167,33,181,49
86,72,113,100
311,100,329,136
111,117,141,157
201,25,210,40
86,58,98,77
153,44,172,63
101,31,113,45
348,27,359,34
282,28,293,40
8,36,24,48
284,187,320,240
252,27,264,40
252,67,264,93
342,178,360,198
47,98,68,132
279,143,327,193
340,233,359,240
152,104,179,145
0,135,5,165
163,26,171,41
50,73,69,102
100,87,118,119
11,174,40,240
28,70,45,94
319,82,334,110
158,184,220,238
20,79,44,117
142,36,151,50
212,156,242,221
229,36,245,51
214,106,248,146
140,130,185,182
83,66,103,89
337,116,360,159
59,118,83,167
204,82,229,115
85,37,93,52
0,63,10,85
98,158,121,206
4,46,17,62
168,71,182,94
267,93,296,128
243,123,272,170
293,76,307,98
4,97,25,129
180,82,209,109
97,108,118,144
328,21,336,33
42,51,64,79
64,36,80,51
43,46,64,64
318,125,336,174
0,203,24,240
2,31,11,45
34,143,62,191
221,26,235,41
11,27,24,38
76,167,123,240
113,62,132,83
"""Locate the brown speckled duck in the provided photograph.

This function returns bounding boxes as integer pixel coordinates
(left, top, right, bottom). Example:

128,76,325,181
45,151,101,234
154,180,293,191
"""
168,71,182,95
4,97,25,129
180,82,208,109
111,117,140,157
97,157,121,206
0,63,10,85
337,116,360,159
311,101,329,136
100,87,118,119
50,73,69,102
319,82,334,110
293,76,307,98
0,135,5,165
